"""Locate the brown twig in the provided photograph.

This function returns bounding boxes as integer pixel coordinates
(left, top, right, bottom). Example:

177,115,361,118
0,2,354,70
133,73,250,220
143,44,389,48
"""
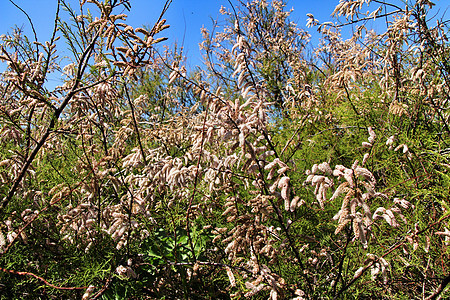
0,267,89,290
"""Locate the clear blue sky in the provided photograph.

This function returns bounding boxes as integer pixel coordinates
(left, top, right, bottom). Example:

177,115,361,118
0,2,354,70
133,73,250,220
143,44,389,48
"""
0,0,449,77
0,0,339,70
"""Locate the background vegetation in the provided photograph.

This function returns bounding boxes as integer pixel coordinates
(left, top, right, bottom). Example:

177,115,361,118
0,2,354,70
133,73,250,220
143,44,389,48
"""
0,0,449,299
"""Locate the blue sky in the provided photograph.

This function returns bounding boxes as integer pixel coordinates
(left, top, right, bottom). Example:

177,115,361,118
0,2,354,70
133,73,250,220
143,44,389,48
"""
0,0,449,82
0,0,339,70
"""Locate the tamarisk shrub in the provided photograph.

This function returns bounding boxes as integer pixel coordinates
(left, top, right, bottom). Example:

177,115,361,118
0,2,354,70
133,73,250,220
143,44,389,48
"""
0,0,450,299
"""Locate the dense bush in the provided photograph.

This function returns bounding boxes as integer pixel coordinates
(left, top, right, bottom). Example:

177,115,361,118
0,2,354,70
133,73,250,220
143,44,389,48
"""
0,0,449,299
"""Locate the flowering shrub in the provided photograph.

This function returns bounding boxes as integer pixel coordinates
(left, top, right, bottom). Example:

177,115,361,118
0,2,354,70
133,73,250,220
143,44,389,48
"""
0,0,449,299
